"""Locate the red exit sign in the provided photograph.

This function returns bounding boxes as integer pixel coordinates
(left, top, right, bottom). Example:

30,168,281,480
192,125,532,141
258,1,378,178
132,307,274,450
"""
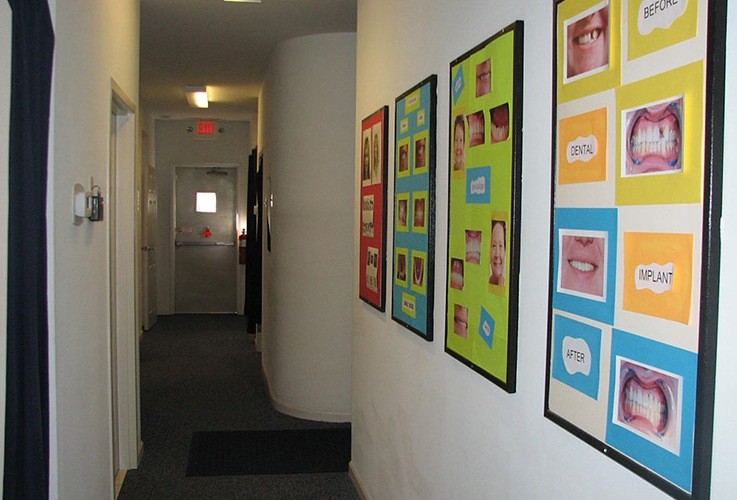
197,120,215,135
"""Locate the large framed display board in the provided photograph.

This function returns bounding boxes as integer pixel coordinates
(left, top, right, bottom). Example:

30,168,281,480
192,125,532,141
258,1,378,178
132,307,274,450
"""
392,75,438,341
360,106,389,311
545,0,726,497
445,21,524,393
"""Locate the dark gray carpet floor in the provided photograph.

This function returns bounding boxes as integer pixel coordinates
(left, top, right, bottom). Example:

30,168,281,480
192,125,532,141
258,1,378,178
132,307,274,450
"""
118,314,358,499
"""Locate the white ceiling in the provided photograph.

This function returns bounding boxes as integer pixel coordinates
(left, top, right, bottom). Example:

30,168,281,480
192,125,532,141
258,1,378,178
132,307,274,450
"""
140,0,357,119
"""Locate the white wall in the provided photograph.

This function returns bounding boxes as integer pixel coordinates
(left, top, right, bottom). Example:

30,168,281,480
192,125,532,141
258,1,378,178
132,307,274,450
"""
352,1,737,499
259,33,356,421
48,0,139,497
154,119,251,315
0,4,11,496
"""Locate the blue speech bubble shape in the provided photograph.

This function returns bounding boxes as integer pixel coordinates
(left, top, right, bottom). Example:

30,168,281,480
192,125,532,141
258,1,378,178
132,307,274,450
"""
478,307,495,350
452,67,465,104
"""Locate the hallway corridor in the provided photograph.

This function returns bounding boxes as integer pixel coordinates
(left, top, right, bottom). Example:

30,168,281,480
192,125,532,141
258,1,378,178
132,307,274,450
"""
118,315,358,499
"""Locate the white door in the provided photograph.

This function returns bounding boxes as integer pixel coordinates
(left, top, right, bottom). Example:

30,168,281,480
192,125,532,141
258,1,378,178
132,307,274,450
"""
174,165,238,313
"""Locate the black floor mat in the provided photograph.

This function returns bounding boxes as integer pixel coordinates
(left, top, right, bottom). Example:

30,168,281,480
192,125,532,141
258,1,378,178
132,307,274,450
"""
186,428,351,476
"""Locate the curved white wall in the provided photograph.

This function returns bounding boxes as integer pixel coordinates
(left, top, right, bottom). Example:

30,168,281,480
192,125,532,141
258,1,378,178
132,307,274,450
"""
259,33,356,421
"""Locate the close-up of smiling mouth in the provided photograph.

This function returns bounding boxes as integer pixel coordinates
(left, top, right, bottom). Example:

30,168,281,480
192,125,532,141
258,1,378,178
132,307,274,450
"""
568,258,597,273
626,99,682,174
574,26,603,47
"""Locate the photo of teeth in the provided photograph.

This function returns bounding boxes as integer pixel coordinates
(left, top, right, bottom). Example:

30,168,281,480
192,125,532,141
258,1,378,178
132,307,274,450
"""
624,97,683,176
490,103,510,144
465,230,482,264
615,359,681,455
564,2,610,80
466,111,486,147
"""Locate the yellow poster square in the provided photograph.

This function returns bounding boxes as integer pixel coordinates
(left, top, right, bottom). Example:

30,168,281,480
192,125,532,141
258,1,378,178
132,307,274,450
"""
628,0,698,60
410,250,427,295
397,137,411,178
615,61,703,205
623,232,693,324
558,0,621,103
413,130,429,175
559,107,608,184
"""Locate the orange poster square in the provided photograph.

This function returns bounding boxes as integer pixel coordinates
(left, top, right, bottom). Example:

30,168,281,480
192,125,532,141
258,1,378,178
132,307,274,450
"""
558,107,608,185
623,232,693,324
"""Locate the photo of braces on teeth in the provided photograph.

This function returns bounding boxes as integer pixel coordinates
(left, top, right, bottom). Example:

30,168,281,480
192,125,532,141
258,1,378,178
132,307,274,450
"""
624,96,683,176
615,358,681,454
467,111,486,147
565,3,610,80
559,232,606,299
412,256,425,288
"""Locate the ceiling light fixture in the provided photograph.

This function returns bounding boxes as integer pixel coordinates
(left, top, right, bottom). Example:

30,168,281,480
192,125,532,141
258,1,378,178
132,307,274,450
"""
224,0,261,3
185,85,209,108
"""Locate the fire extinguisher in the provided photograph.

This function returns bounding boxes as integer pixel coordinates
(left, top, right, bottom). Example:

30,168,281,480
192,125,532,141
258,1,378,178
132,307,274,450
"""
239,229,247,265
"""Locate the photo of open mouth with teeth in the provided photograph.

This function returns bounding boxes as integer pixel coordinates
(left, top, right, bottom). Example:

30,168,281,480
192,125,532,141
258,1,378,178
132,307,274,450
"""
490,103,509,144
467,111,486,147
413,198,425,228
450,258,464,290
453,304,469,338
625,97,683,176
616,359,680,453
465,230,482,264
476,58,491,97
413,256,424,287
565,3,609,79
559,232,605,298
415,137,426,169
399,144,409,172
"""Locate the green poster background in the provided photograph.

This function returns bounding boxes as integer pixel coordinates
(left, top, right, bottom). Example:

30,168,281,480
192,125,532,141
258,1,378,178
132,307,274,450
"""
446,23,522,392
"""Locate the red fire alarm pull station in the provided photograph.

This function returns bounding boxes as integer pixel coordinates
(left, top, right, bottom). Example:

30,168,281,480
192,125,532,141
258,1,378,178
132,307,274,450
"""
198,120,215,135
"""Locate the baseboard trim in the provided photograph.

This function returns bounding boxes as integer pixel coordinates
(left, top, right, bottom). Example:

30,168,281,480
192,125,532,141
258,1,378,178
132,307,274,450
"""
349,461,371,500
114,469,126,499
260,365,351,423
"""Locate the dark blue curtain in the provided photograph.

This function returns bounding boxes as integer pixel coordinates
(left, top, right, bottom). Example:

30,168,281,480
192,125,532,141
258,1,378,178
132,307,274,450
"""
4,0,54,498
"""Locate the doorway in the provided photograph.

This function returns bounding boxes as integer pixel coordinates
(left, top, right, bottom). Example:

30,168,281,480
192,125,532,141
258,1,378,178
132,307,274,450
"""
173,165,239,313
109,82,140,492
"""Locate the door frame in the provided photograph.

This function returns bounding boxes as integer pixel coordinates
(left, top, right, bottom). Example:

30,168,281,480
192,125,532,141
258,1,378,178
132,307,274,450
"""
109,80,140,486
170,163,244,314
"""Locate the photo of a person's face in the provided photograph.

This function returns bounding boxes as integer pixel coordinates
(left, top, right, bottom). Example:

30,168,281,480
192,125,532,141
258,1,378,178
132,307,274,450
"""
399,144,409,172
412,256,424,287
450,258,464,290
467,111,485,147
371,125,382,184
453,116,465,171
453,304,469,338
475,58,491,97
397,199,407,227
397,254,407,281
489,220,506,286
624,97,683,176
615,359,681,454
413,198,425,228
465,230,481,264
566,4,610,79
559,232,606,298
362,136,371,181
490,103,510,144
373,132,380,169
415,138,426,169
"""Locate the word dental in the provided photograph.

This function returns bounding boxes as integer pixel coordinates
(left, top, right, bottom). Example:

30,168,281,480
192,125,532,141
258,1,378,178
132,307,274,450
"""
643,0,679,19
